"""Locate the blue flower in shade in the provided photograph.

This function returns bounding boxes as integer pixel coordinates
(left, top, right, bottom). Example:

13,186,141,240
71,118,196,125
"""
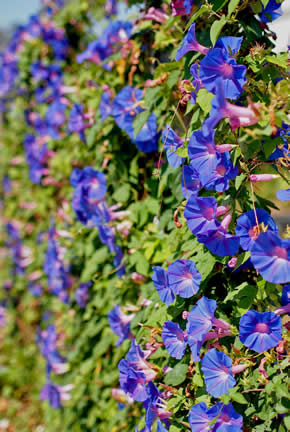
75,282,92,308
188,129,219,174
161,321,187,359
68,104,87,142
167,259,201,298
235,209,279,251
28,282,43,297
201,153,238,193
99,90,113,121
276,189,290,201
201,348,236,398
23,134,49,184
188,401,220,432
118,359,148,402
259,0,283,22
113,245,126,278
176,23,209,61
281,284,290,306
199,47,246,100
184,196,219,236
98,224,116,252
45,100,66,139
239,310,282,353
131,114,160,153
214,403,243,431
157,420,169,432
162,125,184,168
186,297,216,360
152,266,175,305
108,305,133,346
250,231,290,284
189,63,203,104
198,227,240,257
143,382,171,432
181,165,201,198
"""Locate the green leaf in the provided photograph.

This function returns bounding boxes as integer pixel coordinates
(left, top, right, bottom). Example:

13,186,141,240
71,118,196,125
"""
164,363,188,386
213,0,229,12
112,184,131,203
235,173,246,190
228,388,248,404
265,53,288,69
186,5,208,29
227,0,239,17
176,147,188,158
233,251,251,271
284,416,290,430
196,89,214,113
133,111,151,138
210,15,227,46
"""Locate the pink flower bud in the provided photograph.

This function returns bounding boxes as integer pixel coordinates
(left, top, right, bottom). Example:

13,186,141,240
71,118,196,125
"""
182,311,189,319
144,7,168,23
228,257,238,268
216,205,229,217
250,174,280,182
232,364,247,375
131,272,147,284
221,213,232,230
216,144,237,153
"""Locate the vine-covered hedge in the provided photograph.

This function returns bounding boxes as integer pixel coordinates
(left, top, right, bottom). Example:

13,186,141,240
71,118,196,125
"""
0,0,289,431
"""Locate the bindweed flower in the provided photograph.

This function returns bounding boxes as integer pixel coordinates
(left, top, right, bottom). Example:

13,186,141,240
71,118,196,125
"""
235,208,278,251
176,23,209,61
249,231,290,284
162,125,184,168
161,321,187,359
108,305,134,346
152,266,175,306
201,348,236,398
167,259,201,298
239,310,282,353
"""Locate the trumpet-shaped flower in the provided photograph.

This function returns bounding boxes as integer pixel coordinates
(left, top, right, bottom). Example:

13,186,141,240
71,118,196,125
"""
188,129,219,174
184,196,219,236
176,23,209,61
201,153,238,193
181,165,201,198
201,348,236,398
235,209,278,251
188,401,220,432
108,305,134,346
198,226,240,257
152,266,175,305
239,310,282,353
161,320,187,359
167,259,201,298
162,125,184,168
250,231,290,284
281,284,290,306
75,282,91,308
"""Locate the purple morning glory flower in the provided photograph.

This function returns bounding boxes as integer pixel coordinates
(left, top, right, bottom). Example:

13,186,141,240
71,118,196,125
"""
68,104,88,142
188,401,220,432
161,320,187,359
152,266,175,305
235,209,279,251
197,226,240,257
259,0,283,22
108,305,134,346
215,36,243,55
23,134,50,184
143,382,171,431
201,348,236,398
250,231,290,284
199,47,246,100
45,100,66,139
281,284,290,306
167,259,201,298
239,310,282,353
176,23,209,61
188,129,219,174
99,90,113,121
75,282,91,308
162,125,184,168
181,165,201,198
189,63,203,104
276,189,290,201
184,196,219,236
40,382,61,409
186,297,216,359
170,0,193,16
201,153,238,193
118,359,148,402
214,403,243,431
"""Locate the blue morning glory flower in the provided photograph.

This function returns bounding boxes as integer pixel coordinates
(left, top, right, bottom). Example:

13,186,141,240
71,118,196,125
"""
259,0,283,22
75,282,91,308
201,153,238,193
276,189,290,201
215,36,243,55
68,104,87,142
45,100,66,139
281,284,290,306
118,359,148,402
176,23,209,61
189,63,203,104
239,310,282,353
235,209,279,251
161,320,187,359
250,231,290,284
186,297,216,358
108,305,133,346
199,48,246,100
99,90,113,121
188,401,219,432
143,382,171,431
214,403,243,431
198,227,240,257
157,420,169,432
201,348,236,398
181,165,201,198
152,266,175,305
184,196,219,236
40,382,62,409
167,259,201,298
162,124,184,168
188,129,219,175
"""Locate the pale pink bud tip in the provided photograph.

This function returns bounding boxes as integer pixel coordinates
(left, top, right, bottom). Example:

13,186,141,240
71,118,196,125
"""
216,144,236,153
232,364,247,375
216,205,229,217
182,311,189,320
221,213,232,230
250,174,280,183
228,257,238,268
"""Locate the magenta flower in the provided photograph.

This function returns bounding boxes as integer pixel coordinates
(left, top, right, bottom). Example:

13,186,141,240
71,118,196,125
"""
250,231,290,284
161,320,187,359
239,310,282,353
170,0,193,17
167,259,201,298
201,348,236,398
176,23,209,61
235,208,278,251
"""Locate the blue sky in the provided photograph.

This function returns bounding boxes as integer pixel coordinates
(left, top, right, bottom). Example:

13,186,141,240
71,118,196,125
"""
0,0,40,28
